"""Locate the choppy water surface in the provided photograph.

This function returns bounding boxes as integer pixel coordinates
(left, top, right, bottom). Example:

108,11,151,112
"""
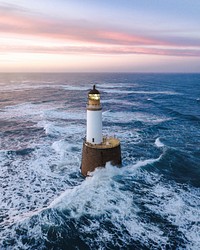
0,73,200,249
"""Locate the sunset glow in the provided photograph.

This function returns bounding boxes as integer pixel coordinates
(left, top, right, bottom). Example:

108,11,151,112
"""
0,0,200,72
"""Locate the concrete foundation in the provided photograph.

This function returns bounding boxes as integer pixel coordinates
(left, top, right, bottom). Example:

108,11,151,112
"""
81,137,122,176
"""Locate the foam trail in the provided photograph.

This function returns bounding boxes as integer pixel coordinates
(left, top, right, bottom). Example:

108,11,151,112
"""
134,156,162,168
103,110,170,124
103,89,179,95
61,85,89,91
43,110,85,120
102,110,111,115
102,99,139,106
1,102,61,121
124,154,163,174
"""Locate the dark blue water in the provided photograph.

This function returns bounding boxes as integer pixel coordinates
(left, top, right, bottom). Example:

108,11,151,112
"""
0,73,200,249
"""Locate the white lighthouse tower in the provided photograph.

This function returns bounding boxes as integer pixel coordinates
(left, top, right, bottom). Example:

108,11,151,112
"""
86,85,102,144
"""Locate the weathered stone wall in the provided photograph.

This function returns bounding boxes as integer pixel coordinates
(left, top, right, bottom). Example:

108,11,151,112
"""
81,143,122,176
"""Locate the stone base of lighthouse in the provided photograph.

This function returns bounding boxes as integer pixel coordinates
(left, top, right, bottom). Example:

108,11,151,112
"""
81,137,122,176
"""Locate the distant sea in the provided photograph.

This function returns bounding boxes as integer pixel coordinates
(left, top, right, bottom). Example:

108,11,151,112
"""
0,73,200,249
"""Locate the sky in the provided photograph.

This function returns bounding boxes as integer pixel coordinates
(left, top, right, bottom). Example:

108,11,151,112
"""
0,0,200,72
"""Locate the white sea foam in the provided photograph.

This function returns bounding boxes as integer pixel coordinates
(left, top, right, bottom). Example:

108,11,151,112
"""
48,158,168,247
103,110,170,124
103,127,141,144
1,114,84,229
144,182,200,249
1,102,60,121
0,129,82,229
155,138,165,148
0,82,89,93
42,109,85,121
101,98,139,106
101,98,123,104
103,89,135,94
1,78,198,249
61,85,89,91
103,89,179,95
49,163,138,215
1,154,199,249
37,121,85,137
50,156,163,210
98,83,133,88
129,154,163,169
0,83,59,92
1,102,85,126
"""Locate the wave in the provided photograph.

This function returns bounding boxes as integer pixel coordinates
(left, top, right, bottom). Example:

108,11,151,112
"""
0,83,59,93
37,121,85,137
2,156,199,249
1,73,200,249
42,110,85,121
1,102,57,121
1,102,85,124
0,83,89,93
165,108,200,122
50,154,164,210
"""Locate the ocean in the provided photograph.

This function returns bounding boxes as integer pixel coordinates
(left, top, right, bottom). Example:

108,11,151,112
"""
0,73,200,249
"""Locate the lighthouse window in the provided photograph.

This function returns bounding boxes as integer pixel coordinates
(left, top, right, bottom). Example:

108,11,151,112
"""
89,94,100,100
92,138,94,143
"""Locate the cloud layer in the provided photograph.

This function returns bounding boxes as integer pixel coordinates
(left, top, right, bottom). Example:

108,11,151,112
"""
0,3,200,57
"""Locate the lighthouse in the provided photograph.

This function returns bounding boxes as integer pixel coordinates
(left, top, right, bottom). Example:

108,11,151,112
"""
81,85,122,176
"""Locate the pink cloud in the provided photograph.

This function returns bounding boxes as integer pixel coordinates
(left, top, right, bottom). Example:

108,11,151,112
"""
95,31,165,46
0,4,200,56
1,44,200,57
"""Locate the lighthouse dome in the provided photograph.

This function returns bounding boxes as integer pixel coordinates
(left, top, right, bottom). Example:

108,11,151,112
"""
89,85,100,95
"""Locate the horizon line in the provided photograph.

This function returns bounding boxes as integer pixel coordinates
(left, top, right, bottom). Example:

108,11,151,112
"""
1,71,200,74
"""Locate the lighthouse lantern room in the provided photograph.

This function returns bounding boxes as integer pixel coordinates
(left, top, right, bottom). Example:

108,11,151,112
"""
86,85,103,144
